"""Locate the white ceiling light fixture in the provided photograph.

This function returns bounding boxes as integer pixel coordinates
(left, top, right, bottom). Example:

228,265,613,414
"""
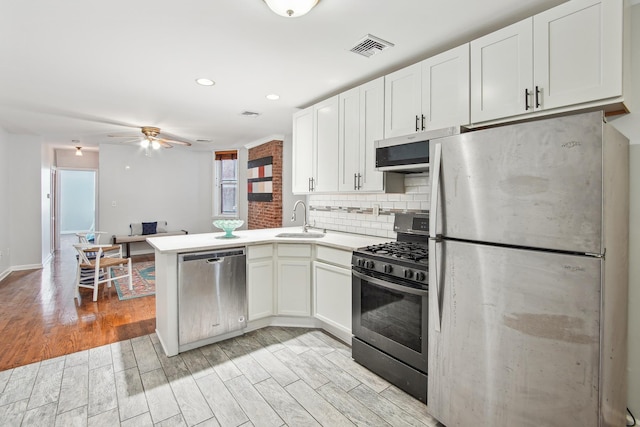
195,78,215,86
264,0,318,17
75,146,83,156
266,94,280,100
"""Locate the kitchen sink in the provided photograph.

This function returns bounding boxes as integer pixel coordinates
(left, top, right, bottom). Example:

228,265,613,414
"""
275,232,325,238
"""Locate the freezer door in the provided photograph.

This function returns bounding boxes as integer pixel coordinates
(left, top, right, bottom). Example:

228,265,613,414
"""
428,240,601,427
430,111,603,254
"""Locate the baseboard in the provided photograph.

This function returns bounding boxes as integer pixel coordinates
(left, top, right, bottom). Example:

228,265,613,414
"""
245,315,352,345
0,267,10,282
11,263,43,271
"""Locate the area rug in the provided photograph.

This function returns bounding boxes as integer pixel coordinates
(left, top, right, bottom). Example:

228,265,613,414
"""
112,261,155,300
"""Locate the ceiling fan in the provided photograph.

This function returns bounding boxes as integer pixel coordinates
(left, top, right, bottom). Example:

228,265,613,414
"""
108,126,192,149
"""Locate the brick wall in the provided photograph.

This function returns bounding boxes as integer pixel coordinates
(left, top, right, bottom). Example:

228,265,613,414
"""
248,140,283,229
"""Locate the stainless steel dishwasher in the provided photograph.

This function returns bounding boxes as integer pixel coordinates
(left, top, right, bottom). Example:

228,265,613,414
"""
178,247,247,347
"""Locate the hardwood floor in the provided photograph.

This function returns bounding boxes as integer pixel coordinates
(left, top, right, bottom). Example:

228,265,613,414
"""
0,235,156,371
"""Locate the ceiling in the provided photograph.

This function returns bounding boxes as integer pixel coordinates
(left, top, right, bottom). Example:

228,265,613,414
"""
0,0,567,151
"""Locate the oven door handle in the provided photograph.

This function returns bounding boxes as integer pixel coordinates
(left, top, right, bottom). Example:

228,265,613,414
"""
353,270,428,297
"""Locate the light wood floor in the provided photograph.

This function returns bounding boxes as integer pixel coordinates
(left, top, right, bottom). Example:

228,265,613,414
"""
0,235,156,372
0,326,440,426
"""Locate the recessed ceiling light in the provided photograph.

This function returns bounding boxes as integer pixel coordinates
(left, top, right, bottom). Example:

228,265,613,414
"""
266,94,280,100
196,78,215,86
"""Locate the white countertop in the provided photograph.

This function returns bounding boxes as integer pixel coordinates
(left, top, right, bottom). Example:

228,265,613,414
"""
147,227,393,253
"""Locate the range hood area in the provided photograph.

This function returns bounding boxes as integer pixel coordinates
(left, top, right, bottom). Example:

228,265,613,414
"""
374,126,466,173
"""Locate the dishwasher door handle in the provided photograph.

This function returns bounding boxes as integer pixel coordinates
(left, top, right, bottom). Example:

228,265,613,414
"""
206,258,223,264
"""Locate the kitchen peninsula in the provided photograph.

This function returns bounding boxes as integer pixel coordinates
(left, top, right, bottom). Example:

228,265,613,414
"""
148,227,391,357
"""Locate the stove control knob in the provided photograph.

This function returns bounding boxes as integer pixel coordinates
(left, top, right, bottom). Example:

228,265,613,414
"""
365,260,375,269
383,264,393,274
415,271,426,281
356,258,365,267
404,269,414,279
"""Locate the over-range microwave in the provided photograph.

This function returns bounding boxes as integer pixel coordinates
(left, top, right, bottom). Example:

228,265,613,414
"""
375,127,465,173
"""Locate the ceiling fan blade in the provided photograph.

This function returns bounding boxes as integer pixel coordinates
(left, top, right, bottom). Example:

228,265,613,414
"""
158,137,191,147
107,132,142,138
158,131,194,146
118,138,143,144
1,101,139,129
155,139,173,149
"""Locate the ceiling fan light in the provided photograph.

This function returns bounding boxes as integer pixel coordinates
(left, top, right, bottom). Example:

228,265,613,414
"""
151,140,161,150
140,139,150,149
264,0,318,17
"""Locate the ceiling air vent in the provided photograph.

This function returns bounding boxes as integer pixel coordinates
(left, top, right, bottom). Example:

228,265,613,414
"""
241,111,261,118
350,34,394,58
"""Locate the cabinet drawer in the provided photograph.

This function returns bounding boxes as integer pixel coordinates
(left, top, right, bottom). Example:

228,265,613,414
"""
278,244,312,258
247,244,273,260
316,246,352,268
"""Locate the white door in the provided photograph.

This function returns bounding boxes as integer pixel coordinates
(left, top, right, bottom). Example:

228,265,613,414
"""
313,96,339,192
292,106,314,193
533,0,622,110
358,77,385,192
421,43,470,130
384,63,421,138
470,18,533,123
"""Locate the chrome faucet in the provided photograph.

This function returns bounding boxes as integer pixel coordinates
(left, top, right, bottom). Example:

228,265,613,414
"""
292,200,309,232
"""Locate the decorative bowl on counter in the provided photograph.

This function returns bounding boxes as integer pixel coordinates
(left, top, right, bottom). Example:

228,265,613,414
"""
213,219,244,239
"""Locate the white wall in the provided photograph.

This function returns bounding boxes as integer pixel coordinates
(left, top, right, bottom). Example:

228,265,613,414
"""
8,135,44,269
0,127,10,279
98,144,214,253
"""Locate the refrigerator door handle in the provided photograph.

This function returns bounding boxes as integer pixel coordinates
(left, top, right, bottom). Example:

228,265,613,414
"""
429,143,442,332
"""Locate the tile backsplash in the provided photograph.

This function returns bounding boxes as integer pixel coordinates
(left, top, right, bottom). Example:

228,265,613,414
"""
308,173,429,238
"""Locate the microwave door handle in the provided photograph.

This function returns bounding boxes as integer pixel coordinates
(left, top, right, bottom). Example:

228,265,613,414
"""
353,270,428,297
429,142,442,332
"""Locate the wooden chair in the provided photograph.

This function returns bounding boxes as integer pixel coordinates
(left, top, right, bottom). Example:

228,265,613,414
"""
76,232,121,259
73,244,133,302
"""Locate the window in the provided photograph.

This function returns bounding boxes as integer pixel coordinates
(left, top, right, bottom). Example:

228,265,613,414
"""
214,150,238,216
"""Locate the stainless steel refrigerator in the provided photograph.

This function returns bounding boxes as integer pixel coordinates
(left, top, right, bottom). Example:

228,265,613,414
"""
427,111,628,427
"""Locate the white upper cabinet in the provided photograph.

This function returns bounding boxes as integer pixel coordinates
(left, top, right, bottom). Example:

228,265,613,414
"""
339,77,398,193
533,0,622,110
313,96,340,193
292,96,340,194
421,44,470,131
292,106,314,193
385,44,470,138
384,63,422,138
471,0,623,123
470,19,533,122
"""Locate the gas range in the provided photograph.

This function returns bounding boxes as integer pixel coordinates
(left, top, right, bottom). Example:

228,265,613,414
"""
352,213,429,286
351,212,430,403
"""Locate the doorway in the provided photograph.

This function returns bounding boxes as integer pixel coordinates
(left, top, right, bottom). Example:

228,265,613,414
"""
54,169,97,251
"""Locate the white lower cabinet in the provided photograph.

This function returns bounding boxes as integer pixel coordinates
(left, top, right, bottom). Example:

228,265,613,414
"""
276,244,311,316
313,245,353,335
313,261,352,333
247,244,274,321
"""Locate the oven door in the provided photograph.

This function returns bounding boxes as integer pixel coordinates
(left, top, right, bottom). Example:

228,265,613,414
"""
352,268,428,372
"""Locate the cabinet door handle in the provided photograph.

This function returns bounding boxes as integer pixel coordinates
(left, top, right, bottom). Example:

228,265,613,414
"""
525,88,531,110
421,114,425,131
354,173,358,190
415,115,420,132
357,173,362,190
308,177,312,192
535,86,541,108
311,177,315,191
